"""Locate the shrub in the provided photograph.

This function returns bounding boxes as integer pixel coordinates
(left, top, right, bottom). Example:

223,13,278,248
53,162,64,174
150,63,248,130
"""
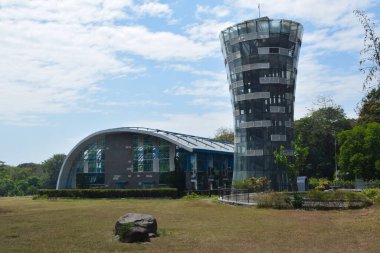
315,178,331,191
255,192,292,209
233,177,271,192
374,195,380,205
332,179,355,189
37,188,178,199
290,194,304,208
308,178,332,191
362,188,380,205
305,190,372,208
308,177,319,189
182,192,202,200
232,180,249,189
362,188,380,198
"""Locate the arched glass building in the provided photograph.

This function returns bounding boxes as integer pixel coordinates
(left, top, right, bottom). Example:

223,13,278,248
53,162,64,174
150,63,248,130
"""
56,127,233,190
220,17,303,190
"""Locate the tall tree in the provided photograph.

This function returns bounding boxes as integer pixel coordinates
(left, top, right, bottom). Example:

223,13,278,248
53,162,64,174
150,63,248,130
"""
338,122,380,180
274,136,309,191
357,86,380,124
294,98,352,178
214,127,234,142
354,10,380,90
41,154,66,189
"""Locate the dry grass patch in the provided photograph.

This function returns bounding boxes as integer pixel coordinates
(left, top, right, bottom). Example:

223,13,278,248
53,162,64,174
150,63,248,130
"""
0,197,380,253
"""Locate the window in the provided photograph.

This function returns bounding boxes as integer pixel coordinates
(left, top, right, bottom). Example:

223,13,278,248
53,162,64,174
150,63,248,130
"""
270,20,281,33
269,48,279,54
257,20,269,32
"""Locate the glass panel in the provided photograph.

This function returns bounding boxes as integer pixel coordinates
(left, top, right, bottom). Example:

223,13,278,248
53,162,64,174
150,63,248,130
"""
281,21,291,34
238,23,247,35
223,31,230,41
270,20,281,33
297,26,303,40
269,48,279,54
144,160,153,172
230,26,238,38
247,21,256,33
159,159,169,172
257,20,269,32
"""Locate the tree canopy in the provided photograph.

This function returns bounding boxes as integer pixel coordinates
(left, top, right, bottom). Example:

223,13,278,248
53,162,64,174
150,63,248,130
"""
273,136,309,191
357,87,380,124
294,99,352,179
214,127,234,142
0,153,66,196
338,122,380,180
41,154,66,189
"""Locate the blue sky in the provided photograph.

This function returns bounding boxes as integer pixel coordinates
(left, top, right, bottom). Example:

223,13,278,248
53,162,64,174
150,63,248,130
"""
1,0,380,165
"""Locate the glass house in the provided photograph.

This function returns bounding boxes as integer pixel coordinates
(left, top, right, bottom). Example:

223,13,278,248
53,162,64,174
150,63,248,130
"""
56,127,233,190
220,17,303,190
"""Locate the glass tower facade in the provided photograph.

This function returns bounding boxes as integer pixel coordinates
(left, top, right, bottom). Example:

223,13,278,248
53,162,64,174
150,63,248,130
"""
220,17,303,190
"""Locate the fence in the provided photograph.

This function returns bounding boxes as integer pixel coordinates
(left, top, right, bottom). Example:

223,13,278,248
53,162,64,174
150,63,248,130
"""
218,188,256,206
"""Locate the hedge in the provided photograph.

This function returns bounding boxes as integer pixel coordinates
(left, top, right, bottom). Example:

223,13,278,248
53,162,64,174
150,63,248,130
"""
38,188,178,199
254,191,373,210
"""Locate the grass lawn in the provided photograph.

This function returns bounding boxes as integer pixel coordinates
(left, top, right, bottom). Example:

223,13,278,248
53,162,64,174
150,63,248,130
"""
0,197,380,253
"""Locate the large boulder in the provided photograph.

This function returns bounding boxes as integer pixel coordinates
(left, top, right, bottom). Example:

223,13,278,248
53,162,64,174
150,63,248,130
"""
114,213,158,243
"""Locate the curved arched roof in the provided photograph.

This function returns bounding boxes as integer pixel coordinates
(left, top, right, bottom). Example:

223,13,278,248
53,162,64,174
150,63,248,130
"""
56,127,234,189
72,127,233,153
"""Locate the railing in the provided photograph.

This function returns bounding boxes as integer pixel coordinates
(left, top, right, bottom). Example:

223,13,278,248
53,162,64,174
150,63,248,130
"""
218,188,257,205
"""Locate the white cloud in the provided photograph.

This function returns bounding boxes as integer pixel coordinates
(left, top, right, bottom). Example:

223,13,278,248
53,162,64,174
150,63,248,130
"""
229,0,375,27
166,85,228,97
167,64,223,79
163,64,229,98
195,5,231,19
132,0,172,18
0,0,217,125
99,100,169,107
98,25,216,61
185,19,233,43
191,98,230,108
294,53,363,119
125,111,233,137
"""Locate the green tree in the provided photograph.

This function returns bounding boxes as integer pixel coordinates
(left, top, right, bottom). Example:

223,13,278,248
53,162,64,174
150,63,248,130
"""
338,122,380,180
41,154,66,189
274,136,309,191
0,178,15,196
295,99,352,178
357,87,380,124
214,127,234,142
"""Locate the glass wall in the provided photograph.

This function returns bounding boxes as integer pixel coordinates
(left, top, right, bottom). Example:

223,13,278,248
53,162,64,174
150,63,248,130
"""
220,18,303,190
75,137,105,187
67,132,233,190
132,135,170,172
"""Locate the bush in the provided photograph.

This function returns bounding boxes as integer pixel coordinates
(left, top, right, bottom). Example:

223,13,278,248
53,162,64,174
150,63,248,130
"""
315,178,331,191
37,188,178,199
305,190,372,208
182,192,202,200
291,194,304,208
308,178,331,191
255,192,292,209
308,178,319,189
232,180,249,189
374,195,380,205
233,177,271,192
362,188,380,205
332,179,355,189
